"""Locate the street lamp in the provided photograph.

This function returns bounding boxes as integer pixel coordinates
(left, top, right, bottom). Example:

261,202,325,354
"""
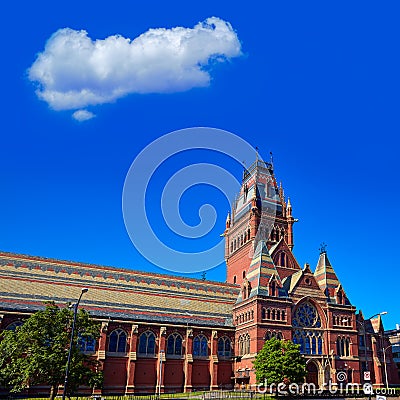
62,288,88,400
383,345,393,388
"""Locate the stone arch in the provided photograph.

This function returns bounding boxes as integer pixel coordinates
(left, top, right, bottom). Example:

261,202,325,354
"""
305,359,323,388
293,296,328,329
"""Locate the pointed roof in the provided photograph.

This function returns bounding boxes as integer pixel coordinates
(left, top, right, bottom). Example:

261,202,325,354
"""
244,240,286,299
314,251,340,298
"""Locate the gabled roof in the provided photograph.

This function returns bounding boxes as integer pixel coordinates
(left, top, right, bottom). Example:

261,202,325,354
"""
269,238,301,279
282,269,303,293
238,240,287,301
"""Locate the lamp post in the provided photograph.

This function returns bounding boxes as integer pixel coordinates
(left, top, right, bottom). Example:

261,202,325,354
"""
62,288,88,400
383,345,392,388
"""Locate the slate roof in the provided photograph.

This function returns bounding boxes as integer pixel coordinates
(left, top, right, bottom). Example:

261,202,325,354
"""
0,251,239,328
314,251,340,298
238,241,287,301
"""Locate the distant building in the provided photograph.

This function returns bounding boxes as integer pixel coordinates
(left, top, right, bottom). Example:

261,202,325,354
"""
385,326,400,382
0,157,398,396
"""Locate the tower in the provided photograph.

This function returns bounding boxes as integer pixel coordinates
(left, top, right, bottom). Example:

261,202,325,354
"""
224,157,297,287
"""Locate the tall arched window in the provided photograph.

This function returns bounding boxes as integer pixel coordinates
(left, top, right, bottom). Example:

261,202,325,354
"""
292,302,323,355
166,333,183,356
108,328,127,353
217,336,231,358
262,308,266,319
280,252,286,267
193,334,208,357
271,280,276,296
244,333,250,354
138,330,156,355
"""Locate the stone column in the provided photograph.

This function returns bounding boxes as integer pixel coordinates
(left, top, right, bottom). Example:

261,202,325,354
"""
210,330,219,390
184,327,194,392
126,324,139,394
93,321,109,395
156,326,167,394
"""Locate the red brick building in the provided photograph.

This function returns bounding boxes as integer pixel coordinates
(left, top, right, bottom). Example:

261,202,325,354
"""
0,158,398,395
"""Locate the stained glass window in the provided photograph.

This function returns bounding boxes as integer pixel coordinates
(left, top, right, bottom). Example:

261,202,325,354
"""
166,333,183,356
108,328,127,353
193,334,208,357
292,302,323,355
79,335,96,353
217,336,231,358
138,330,156,355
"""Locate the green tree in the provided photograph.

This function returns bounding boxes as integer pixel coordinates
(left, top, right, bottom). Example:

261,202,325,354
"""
253,337,306,387
0,302,103,399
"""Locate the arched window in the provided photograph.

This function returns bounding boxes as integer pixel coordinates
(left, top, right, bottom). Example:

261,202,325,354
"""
247,228,251,240
292,302,323,355
262,308,266,319
281,311,286,321
267,309,271,319
138,330,156,355
233,276,237,284
79,335,96,353
5,321,23,331
271,280,276,297
242,270,246,279
277,310,281,320
108,328,127,353
345,338,350,356
280,252,286,267
238,335,244,355
217,336,231,358
193,334,208,357
272,309,276,320
337,291,343,305
166,332,183,356
244,333,250,354
265,331,271,341
230,242,233,253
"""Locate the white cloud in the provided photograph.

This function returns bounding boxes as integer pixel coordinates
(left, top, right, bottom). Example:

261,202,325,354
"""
72,109,95,121
28,17,242,112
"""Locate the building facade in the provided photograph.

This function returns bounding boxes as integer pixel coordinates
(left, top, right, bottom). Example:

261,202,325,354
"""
386,326,400,383
0,158,398,395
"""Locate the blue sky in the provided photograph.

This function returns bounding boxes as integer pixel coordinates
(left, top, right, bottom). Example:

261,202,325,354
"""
1,1,399,329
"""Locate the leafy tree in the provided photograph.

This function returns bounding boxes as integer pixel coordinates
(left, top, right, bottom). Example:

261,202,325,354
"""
0,302,103,399
253,337,306,387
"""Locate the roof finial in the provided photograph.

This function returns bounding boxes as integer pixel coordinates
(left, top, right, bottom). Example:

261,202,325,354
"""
270,151,274,168
319,242,327,254
255,146,259,161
